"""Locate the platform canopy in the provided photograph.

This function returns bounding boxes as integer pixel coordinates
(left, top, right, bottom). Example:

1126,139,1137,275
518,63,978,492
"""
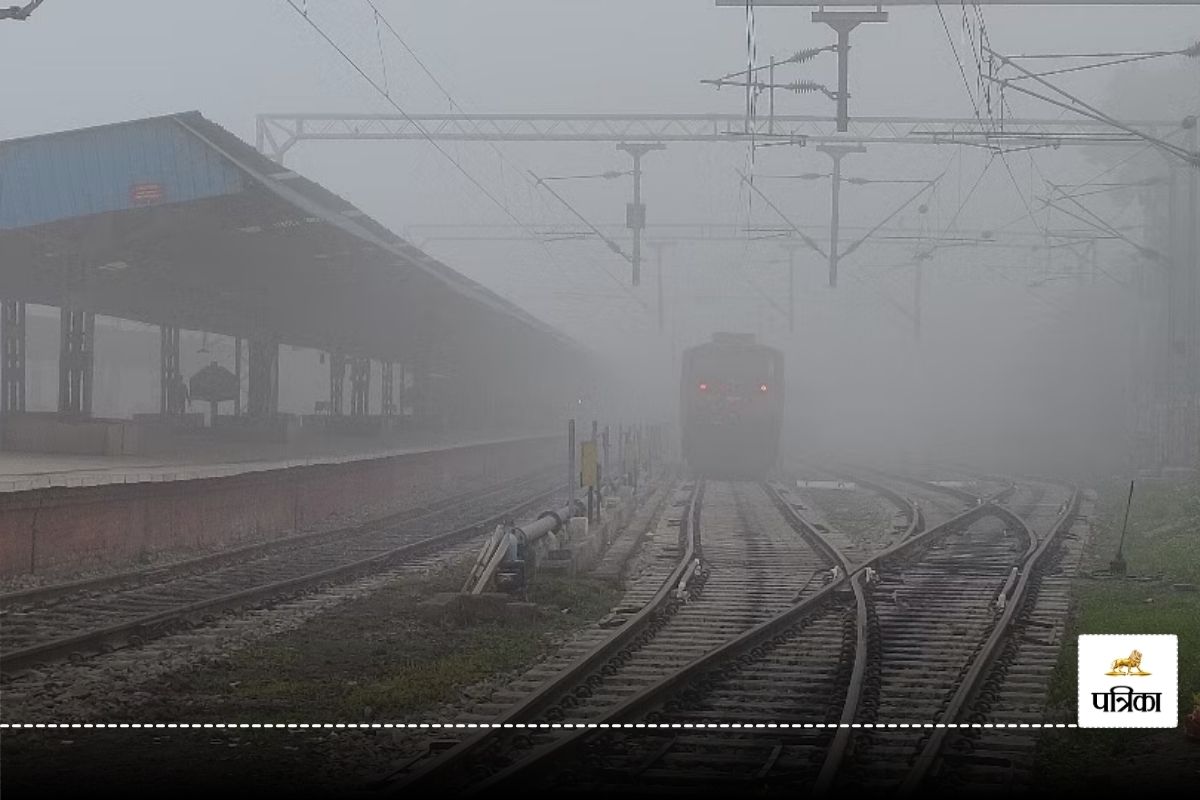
0,111,586,372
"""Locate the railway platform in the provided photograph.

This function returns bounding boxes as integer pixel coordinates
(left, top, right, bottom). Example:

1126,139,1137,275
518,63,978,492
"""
0,431,564,581
0,429,550,493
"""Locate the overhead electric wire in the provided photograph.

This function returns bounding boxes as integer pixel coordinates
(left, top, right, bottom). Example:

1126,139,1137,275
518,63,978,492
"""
285,0,649,314
282,2,540,242
371,8,391,97
1047,190,1132,242
360,5,661,321
983,44,1198,165
755,174,936,185
986,132,1179,235
999,41,1199,82
1006,48,1192,59
1047,180,1165,201
528,172,652,311
933,1,1048,241
1005,52,1189,82
840,175,944,262
734,169,828,259
1040,196,1161,260
529,172,634,266
363,0,559,210
993,76,1196,165
731,258,791,321
935,1,984,122
0,0,45,21
936,152,998,238
538,171,632,182
362,0,640,301
705,45,835,83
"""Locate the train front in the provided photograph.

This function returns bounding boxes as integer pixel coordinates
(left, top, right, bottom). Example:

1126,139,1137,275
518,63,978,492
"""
682,342,782,480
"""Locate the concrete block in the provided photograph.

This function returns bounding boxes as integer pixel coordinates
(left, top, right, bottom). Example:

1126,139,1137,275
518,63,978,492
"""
567,516,589,542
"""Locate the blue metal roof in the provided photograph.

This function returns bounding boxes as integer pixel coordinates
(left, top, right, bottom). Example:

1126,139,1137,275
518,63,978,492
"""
0,115,243,230
0,111,590,361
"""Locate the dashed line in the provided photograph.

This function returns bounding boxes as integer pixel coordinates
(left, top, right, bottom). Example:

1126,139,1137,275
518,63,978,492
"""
0,722,1079,729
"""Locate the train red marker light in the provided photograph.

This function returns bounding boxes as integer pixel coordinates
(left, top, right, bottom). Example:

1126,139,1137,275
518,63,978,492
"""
699,383,708,392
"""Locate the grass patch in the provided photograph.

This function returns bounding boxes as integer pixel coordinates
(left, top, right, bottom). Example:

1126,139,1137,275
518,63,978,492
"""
145,563,621,723
1035,477,1200,790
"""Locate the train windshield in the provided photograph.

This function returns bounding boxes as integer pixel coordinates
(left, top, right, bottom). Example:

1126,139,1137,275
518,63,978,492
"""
692,351,776,392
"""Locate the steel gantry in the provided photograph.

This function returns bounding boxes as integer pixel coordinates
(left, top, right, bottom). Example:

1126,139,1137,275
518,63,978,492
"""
255,112,1174,292
254,112,1170,161
716,1,1200,5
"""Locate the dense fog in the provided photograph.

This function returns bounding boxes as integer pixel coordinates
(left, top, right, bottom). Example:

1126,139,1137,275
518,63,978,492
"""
3,1,1198,482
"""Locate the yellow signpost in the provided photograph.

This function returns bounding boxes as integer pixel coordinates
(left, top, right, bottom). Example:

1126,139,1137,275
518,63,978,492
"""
581,440,598,487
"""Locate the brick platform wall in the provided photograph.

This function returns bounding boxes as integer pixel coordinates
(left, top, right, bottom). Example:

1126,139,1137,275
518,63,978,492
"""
0,435,561,577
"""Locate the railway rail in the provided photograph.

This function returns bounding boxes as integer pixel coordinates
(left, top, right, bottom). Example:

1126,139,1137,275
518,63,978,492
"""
377,470,1078,796
1,462,1083,796
919,480,1088,795
0,469,573,675
382,480,849,793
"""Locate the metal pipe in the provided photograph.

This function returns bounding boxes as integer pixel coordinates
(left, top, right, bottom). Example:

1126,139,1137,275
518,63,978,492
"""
516,503,576,545
518,469,627,547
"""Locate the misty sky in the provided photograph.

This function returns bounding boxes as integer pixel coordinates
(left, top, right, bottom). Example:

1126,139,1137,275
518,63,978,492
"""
3,1,1199,477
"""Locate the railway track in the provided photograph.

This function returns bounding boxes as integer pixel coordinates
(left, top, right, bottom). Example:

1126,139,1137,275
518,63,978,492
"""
485,479,958,796
0,470,571,675
809,478,1076,796
381,471,1079,797
380,480,845,794
2,461,1079,795
917,480,1087,795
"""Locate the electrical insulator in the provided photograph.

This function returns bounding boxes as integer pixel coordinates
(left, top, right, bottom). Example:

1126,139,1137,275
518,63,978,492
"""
788,81,831,97
788,47,828,65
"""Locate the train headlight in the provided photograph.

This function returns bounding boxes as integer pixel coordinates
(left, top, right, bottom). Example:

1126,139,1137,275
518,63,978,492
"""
759,384,768,393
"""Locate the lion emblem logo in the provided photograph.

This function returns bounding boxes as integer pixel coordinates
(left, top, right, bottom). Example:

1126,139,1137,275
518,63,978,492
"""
1106,650,1150,676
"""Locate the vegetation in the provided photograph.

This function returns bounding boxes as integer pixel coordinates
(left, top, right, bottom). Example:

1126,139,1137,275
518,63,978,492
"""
2,552,625,795
1036,477,1200,789
149,561,621,723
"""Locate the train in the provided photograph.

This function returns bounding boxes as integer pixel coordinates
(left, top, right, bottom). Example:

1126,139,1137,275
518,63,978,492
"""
680,332,785,480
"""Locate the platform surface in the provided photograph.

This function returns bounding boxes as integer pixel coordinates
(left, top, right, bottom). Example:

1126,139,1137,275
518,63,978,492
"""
0,429,553,492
